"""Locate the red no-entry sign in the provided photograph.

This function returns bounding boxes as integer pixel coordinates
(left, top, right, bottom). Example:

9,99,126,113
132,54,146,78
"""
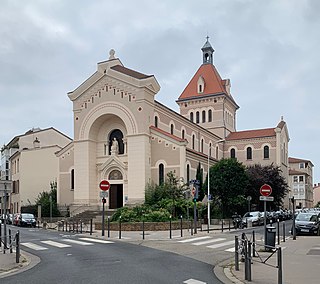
99,180,110,191
260,184,272,197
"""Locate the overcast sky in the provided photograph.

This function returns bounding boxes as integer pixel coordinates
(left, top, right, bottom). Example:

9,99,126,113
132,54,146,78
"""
1,0,319,182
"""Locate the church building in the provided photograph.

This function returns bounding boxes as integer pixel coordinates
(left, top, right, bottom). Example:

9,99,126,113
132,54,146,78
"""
56,39,290,215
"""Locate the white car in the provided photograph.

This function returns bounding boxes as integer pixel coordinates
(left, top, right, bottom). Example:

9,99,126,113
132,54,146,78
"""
242,211,263,226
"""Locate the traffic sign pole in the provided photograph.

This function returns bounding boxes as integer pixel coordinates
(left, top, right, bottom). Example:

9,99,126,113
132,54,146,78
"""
102,198,105,237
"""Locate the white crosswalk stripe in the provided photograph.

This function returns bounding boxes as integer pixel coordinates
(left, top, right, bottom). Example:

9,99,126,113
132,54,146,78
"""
207,240,234,249
41,240,71,248
62,239,93,245
21,242,48,251
79,238,114,244
192,238,226,246
225,247,235,252
178,236,211,243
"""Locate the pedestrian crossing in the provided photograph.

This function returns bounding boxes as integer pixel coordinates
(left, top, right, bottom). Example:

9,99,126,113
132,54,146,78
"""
177,236,235,252
21,237,114,251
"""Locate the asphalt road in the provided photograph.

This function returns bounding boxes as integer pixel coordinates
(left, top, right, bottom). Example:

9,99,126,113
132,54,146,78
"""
2,226,221,284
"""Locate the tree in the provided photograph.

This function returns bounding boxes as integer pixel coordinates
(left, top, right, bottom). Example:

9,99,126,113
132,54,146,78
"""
35,186,60,217
245,164,289,211
205,158,248,218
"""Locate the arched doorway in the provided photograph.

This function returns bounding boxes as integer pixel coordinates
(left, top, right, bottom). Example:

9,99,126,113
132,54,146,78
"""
108,169,123,209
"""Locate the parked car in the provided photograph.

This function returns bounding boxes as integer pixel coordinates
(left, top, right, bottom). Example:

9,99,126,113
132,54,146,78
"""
15,213,37,227
294,212,320,236
242,211,263,226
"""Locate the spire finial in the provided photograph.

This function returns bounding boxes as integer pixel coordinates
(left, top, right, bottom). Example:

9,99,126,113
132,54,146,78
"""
206,35,209,42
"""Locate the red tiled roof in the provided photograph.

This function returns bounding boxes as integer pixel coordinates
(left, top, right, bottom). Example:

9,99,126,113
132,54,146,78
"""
111,65,152,79
150,126,186,143
177,64,226,101
289,157,310,164
226,128,275,141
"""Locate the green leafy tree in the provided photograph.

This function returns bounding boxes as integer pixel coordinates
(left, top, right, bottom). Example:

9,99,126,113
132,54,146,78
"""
35,187,60,217
246,164,289,211
196,162,204,200
205,158,248,218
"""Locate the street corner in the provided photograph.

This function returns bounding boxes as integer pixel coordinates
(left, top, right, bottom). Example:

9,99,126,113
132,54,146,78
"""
214,258,245,284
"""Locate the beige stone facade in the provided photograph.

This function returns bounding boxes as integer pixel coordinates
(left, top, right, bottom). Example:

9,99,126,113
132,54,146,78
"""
57,40,293,215
313,183,320,207
1,128,71,213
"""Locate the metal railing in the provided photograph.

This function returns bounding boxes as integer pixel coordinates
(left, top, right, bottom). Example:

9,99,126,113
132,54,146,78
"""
0,225,20,263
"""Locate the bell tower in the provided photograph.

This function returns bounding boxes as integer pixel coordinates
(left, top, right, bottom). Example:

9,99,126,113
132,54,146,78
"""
201,36,214,64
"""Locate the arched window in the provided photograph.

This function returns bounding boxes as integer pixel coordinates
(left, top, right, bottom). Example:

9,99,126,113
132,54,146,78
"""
192,135,195,150
230,148,236,159
182,129,185,139
109,129,124,155
209,143,212,157
202,110,206,123
201,139,204,153
216,146,219,159
247,147,252,160
190,112,194,122
196,111,200,123
208,110,212,122
263,145,269,159
159,163,164,185
170,124,174,135
109,170,123,180
71,169,74,190
155,116,158,128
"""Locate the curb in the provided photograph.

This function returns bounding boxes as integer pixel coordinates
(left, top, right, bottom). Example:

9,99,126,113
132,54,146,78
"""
214,258,245,284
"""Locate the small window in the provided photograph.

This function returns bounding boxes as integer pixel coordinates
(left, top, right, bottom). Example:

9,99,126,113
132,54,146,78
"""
155,116,158,128
293,176,298,183
263,145,269,159
209,143,212,157
230,148,236,158
71,169,74,190
187,164,190,183
201,139,204,153
170,124,174,135
208,110,212,122
192,135,195,150
159,164,164,185
299,163,304,169
299,176,304,182
246,147,252,160
199,85,202,93
182,129,185,139
196,112,200,123
202,111,206,123
190,112,194,122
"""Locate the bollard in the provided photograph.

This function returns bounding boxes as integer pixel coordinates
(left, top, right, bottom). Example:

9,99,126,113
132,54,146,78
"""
119,216,122,239
282,221,285,242
190,220,193,236
142,219,145,240
16,231,20,263
229,219,231,231
235,236,239,271
169,216,172,239
80,221,83,234
62,221,64,232
248,241,252,281
0,223,2,248
278,247,283,284
221,219,224,232
244,239,248,280
252,230,256,257
90,219,93,235
180,216,183,238
9,229,12,253
108,216,110,238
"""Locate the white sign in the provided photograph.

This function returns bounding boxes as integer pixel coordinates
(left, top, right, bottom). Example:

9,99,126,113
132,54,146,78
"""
259,196,274,202
100,191,108,198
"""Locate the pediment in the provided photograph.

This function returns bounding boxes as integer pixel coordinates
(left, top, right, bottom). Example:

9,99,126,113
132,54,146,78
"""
97,155,127,172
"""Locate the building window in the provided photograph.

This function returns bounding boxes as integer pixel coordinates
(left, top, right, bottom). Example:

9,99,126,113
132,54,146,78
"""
293,176,298,183
159,164,164,185
201,139,204,153
209,143,212,157
190,112,194,122
196,111,200,123
208,110,212,122
199,85,202,93
263,145,269,159
299,176,304,183
216,146,219,159
192,135,195,150
230,148,236,158
170,124,174,135
182,129,185,139
299,163,304,169
202,111,206,123
155,116,158,128
246,147,252,160
71,169,74,190
109,170,123,180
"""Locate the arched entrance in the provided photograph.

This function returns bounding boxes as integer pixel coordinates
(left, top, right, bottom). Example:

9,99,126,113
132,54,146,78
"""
108,169,123,209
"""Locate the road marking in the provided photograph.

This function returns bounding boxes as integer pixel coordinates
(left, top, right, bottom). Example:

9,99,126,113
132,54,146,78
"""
225,247,235,252
183,278,207,284
21,242,48,251
192,238,226,246
178,236,211,243
41,240,71,248
79,238,114,244
207,240,234,249
62,239,94,246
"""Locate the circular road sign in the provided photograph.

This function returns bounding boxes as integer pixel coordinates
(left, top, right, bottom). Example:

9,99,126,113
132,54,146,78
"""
99,180,110,191
260,184,272,197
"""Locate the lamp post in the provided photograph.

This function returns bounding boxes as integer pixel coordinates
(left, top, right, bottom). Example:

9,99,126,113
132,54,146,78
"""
50,181,57,223
207,146,211,227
